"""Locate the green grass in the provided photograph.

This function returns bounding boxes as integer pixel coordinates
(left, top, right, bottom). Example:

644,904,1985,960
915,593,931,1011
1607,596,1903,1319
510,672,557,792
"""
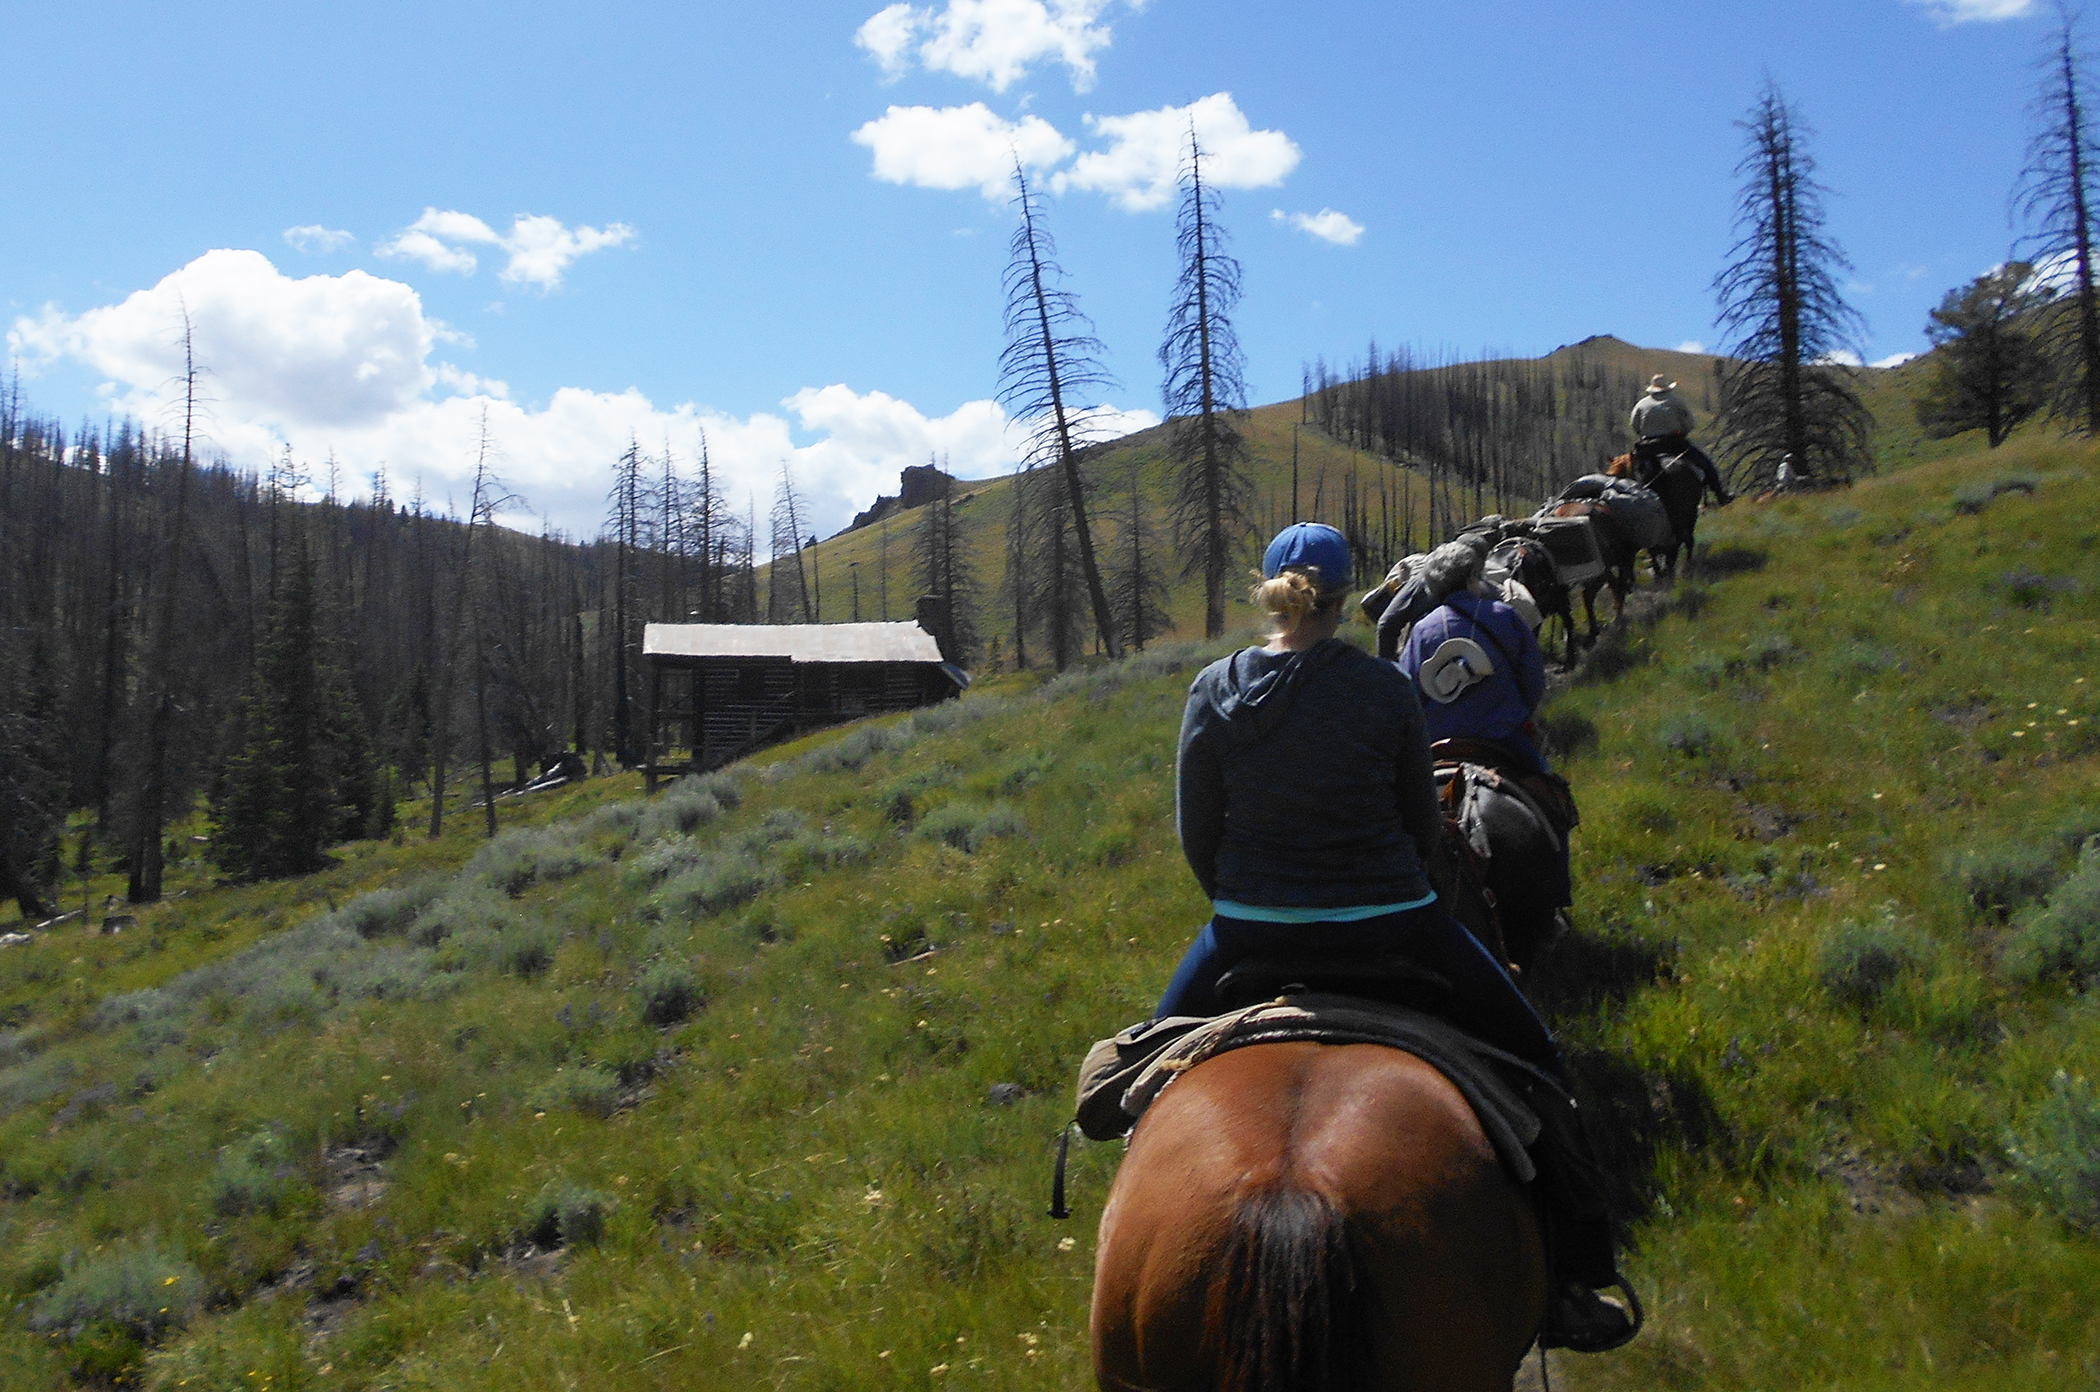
0,419,2098,1388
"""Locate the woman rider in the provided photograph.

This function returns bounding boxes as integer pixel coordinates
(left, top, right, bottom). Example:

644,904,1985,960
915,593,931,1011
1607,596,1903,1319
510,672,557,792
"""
1155,522,1636,1353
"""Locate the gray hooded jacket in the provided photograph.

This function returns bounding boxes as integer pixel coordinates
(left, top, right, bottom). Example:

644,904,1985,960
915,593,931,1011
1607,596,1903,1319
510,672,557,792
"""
1176,638,1442,910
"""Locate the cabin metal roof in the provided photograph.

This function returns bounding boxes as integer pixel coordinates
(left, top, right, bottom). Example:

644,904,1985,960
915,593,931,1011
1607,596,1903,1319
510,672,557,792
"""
642,621,947,665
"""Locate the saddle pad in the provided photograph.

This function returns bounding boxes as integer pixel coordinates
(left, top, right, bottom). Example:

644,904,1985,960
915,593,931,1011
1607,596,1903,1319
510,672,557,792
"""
1074,995,1544,1183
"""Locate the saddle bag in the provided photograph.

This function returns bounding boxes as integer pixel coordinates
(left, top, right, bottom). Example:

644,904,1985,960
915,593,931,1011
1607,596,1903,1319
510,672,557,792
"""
1598,481,1675,550
1531,516,1606,586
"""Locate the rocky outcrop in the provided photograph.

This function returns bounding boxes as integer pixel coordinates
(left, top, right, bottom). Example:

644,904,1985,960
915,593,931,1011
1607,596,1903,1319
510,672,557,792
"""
835,464,955,537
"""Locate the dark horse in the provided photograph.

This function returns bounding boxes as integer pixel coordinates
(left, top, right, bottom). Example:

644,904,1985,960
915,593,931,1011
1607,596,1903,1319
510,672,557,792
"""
1607,453,1704,579
1540,501,1637,645
1091,1040,1549,1391
1488,527,1582,671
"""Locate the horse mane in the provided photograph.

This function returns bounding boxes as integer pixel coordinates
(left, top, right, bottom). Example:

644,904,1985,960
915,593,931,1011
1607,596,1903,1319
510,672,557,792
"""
1204,1188,1363,1392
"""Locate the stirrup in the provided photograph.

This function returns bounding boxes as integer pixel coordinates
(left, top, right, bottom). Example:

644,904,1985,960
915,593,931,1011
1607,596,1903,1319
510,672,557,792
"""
1538,1277,1643,1354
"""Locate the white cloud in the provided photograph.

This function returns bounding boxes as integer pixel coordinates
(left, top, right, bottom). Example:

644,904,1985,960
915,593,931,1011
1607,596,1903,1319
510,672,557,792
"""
853,103,1075,200
1056,93,1300,212
1871,350,1921,368
857,3,923,76
1815,349,1867,367
1271,207,1363,246
283,225,355,254
7,250,1154,538
1675,340,1707,354
376,208,634,289
1907,0,2033,24
381,228,481,276
11,248,438,430
855,0,1121,92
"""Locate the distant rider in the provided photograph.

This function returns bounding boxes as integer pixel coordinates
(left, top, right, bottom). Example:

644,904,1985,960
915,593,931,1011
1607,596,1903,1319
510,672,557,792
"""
1630,374,1733,505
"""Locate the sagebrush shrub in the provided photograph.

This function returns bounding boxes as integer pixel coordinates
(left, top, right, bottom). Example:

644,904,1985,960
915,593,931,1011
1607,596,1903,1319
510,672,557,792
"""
2003,843,2100,986
636,960,702,1027
624,837,703,890
338,880,444,939
467,828,598,897
1658,712,1719,758
29,1237,202,1341
634,780,724,844
523,1181,616,1249
776,830,869,878
1952,840,2062,922
1820,911,1927,1008
530,1066,623,1119
914,801,1024,853
207,1131,304,1217
651,857,779,920
409,890,518,948
2005,1070,2100,1233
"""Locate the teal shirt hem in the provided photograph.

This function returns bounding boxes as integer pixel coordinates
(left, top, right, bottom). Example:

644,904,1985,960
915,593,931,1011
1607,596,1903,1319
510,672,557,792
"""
1209,893,1438,924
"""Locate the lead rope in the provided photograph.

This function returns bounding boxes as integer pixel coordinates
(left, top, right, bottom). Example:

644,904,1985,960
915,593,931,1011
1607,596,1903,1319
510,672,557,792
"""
1538,1343,1551,1392
1049,1121,1077,1219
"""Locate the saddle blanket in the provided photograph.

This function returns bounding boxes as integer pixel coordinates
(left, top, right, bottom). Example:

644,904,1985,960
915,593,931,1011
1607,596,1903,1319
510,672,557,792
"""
1073,994,1546,1183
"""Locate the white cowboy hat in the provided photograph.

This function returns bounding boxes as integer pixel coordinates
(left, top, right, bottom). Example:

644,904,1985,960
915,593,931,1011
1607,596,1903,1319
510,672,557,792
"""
1418,636,1496,704
1647,374,1676,393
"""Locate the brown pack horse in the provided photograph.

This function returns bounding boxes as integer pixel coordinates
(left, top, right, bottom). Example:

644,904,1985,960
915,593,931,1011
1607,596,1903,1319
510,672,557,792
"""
1091,1041,1549,1390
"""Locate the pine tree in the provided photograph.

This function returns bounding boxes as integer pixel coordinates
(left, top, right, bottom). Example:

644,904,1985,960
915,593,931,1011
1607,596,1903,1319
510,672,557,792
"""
913,458,980,660
2016,4,2100,432
605,437,644,767
1106,458,1174,652
999,163,1123,663
1917,264,2046,446
1160,128,1254,637
210,539,375,879
1712,83,1873,486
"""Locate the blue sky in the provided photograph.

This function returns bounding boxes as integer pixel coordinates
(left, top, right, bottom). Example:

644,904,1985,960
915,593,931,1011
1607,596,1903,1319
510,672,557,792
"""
0,0,2056,538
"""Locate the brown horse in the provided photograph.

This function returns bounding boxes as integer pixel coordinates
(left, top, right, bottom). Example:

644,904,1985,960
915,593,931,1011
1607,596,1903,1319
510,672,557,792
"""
1091,1042,1549,1390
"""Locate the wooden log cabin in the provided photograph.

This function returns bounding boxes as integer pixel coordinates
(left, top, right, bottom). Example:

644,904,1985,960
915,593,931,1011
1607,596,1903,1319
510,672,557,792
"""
640,615,967,790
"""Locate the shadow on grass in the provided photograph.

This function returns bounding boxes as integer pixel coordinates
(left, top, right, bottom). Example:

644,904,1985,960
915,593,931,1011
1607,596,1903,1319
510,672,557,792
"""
1525,922,1726,1224
1689,543,1768,579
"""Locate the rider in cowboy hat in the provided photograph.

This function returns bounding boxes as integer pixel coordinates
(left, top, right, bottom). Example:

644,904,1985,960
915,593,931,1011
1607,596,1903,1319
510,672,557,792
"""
1631,373,1733,505
1398,540,1550,775
1160,522,1639,1352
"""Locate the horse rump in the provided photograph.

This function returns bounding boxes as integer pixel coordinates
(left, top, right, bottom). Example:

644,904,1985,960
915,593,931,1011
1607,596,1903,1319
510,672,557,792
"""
1204,1188,1364,1392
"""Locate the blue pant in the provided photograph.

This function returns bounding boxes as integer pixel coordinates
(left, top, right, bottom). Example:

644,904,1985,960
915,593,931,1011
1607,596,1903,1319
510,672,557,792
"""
1153,905,1563,1079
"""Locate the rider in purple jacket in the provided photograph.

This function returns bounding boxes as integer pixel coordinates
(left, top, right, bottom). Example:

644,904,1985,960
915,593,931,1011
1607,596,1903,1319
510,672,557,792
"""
1398,564,1549,774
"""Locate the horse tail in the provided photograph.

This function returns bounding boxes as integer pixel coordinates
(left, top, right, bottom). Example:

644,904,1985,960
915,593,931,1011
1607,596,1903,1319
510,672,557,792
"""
1205,1187,1363,1392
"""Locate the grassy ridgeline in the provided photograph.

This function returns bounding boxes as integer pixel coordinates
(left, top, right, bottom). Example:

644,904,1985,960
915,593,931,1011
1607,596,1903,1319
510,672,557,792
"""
0,431,2097,1389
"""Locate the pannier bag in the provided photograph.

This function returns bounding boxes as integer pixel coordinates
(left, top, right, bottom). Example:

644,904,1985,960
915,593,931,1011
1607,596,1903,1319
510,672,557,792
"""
1596,480,1674,550
1531,516,1606,586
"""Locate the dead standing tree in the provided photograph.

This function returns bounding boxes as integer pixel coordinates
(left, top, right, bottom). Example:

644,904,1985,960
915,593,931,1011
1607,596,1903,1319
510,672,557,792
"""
1160,128,1254,638
429,409,512,839
1712,83,1873,487
130,306,201,904
2017,3,2100,432
999,162,1123,666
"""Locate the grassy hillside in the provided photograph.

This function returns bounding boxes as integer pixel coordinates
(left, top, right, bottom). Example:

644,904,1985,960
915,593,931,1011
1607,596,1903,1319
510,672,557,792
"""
791,337,1913,666
2,378,2098,1390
